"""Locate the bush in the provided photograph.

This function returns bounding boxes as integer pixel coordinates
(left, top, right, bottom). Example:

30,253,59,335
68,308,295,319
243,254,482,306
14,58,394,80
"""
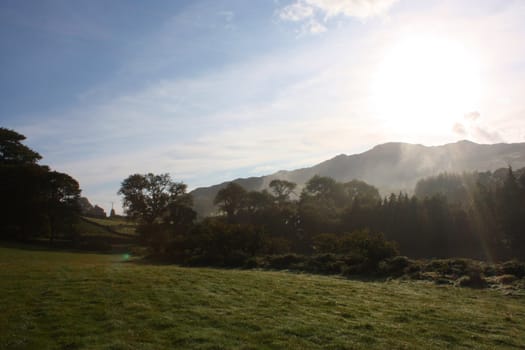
306,254,343,274
378,256,412,276
137,223,171,254
423,258,481,278
340,230,399,264
501,260,525,278
262,237,292,255
169,219,265,267
456,264,487,288
264,254,305,270
457,274,487,288
495,274,517,285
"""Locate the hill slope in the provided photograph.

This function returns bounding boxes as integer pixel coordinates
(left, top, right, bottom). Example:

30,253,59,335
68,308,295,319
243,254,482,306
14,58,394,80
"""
191,140,525,217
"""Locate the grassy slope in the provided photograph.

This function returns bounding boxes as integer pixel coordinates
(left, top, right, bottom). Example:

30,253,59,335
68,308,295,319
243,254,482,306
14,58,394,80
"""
1,246,524,350
79,217,137,236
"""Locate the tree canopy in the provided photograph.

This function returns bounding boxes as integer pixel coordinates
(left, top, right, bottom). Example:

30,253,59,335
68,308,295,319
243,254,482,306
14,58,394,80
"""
118,173,195,251
0,127,80,242
269,179,296,204
213,182,247,221
118,173,192,225
0,127,42,165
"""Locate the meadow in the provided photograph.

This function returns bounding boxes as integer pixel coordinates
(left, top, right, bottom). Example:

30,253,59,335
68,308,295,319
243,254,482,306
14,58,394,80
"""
1,245,524,350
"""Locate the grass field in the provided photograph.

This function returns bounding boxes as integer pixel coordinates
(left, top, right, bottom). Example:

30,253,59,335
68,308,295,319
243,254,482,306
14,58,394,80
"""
1,246,524,349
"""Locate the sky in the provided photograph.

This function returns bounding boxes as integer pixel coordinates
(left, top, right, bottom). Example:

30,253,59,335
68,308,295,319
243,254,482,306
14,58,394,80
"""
2,0,525,214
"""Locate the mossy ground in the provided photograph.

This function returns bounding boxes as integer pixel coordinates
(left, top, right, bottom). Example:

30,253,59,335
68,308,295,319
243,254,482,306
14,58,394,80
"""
1,245,524,349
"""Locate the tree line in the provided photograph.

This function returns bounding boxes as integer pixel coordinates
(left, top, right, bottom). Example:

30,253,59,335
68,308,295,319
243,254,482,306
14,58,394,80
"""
2,126,524,266
118,166,525,266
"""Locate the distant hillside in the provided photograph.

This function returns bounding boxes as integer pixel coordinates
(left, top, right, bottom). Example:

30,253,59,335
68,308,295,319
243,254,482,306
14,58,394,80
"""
191,140,525,217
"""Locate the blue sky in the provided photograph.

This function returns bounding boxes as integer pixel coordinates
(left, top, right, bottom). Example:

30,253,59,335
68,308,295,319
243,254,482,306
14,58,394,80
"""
2,0,525,213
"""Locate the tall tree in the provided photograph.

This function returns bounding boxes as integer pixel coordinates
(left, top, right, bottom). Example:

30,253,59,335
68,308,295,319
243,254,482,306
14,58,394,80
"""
343,179,381,208
301,175,347,208
214,182,247,222
497,167,525,258
118,173,195,252
45,171,81,242
0,127,81,242
118,173,191,225
0,127,42,165
269,179,296,204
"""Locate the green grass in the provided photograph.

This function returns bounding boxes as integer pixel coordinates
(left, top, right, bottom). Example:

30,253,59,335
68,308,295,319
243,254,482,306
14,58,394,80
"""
1,246,524,349
84,217,137,235
75,219,115,237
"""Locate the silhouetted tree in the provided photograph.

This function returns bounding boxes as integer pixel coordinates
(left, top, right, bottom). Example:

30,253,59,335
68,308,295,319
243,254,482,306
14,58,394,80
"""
45,171,81,242
118,173,195,251
496,167,525,258
343,179,381,208
0,127,42,165
214,182,247,222
118,173,191,224
415,173,468,205
0,128,81,242
269,179,296,204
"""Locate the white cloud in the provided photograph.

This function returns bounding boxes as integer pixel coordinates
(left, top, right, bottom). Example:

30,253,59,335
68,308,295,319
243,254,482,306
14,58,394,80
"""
305,0,399,19
278,0,399,33
452,112,504,143
452,122,467,136
279,2,315,21
306,19,327,33
464,111,480,121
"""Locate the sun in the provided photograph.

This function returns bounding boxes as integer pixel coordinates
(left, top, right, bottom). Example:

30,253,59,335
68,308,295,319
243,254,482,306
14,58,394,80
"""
369,34,481,133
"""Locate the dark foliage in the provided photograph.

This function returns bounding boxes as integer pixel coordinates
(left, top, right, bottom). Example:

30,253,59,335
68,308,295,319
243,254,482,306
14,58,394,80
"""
0,128,81,243
118,173,196,252
118,162,525,270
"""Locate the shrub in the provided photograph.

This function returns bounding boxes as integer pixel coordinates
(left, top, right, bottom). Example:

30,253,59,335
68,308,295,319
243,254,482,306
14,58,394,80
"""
378,256,412,276
456,274,487,288
262,237,292,255
501,260,525,278
306,254,343,274
456,265,487,288
495,274,517,285
172,219,265,267
340,230,399,264
423,258,481,278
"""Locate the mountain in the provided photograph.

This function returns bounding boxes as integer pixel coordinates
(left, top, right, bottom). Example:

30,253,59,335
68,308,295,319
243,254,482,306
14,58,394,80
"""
191,140,525,217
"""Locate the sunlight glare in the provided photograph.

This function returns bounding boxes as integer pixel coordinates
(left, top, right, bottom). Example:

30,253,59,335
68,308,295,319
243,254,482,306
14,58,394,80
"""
370,34,481,133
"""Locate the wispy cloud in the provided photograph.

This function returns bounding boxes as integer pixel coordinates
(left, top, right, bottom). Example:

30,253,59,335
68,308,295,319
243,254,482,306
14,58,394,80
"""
452,122,467,136
278,0,399,33
452,112,503,143
464,111,480,121
304,0,399,19
12,0,525,214
18,32,381,212
279,2,315,21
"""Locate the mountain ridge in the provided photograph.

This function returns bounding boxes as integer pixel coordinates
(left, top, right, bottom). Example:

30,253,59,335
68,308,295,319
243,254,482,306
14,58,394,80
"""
191,140,525,217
